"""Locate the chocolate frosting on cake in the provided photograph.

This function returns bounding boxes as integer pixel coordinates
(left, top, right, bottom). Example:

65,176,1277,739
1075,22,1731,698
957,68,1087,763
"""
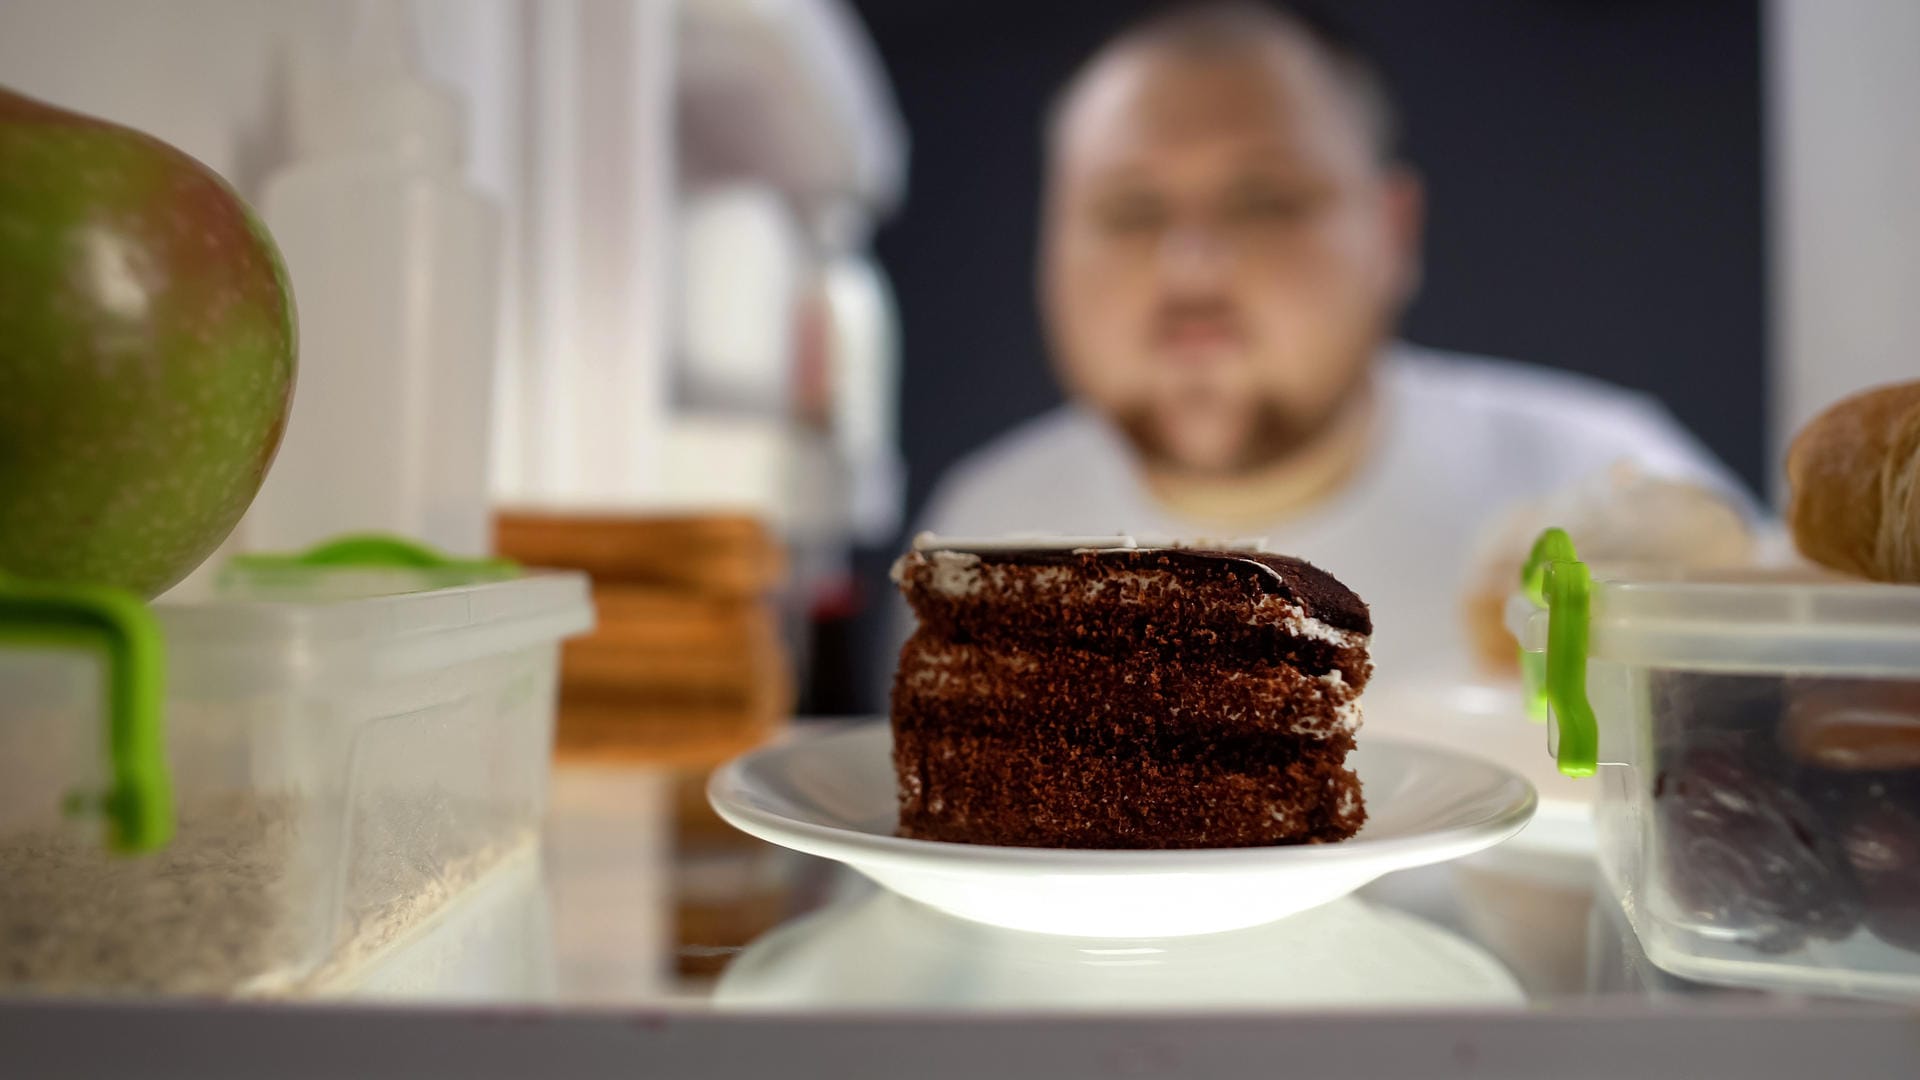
929,545,1372,633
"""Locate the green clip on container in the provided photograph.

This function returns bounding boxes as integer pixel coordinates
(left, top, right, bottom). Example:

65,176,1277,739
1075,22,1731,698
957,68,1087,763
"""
223,532,520,597
1516,527,1600,778
0,535,591,997
1508,529,1920,1000
0,576,172,853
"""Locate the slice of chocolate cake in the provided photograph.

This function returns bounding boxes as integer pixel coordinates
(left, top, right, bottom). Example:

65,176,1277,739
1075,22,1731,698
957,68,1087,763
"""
890,536,1373,849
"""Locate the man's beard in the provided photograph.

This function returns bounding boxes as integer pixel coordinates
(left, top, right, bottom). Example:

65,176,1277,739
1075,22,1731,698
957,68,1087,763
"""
1112,374,1371,479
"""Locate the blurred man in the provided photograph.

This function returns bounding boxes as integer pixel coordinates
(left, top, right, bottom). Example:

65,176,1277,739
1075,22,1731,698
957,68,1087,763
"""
913,1,1749,683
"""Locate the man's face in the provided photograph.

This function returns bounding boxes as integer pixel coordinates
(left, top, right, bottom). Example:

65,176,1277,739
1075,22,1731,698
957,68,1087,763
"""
1042,40,1420,475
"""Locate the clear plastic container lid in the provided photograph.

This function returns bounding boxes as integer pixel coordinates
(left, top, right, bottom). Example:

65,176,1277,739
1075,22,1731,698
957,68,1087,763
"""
197,535,587,694
1506,528,1920,778
1510,566,1920,677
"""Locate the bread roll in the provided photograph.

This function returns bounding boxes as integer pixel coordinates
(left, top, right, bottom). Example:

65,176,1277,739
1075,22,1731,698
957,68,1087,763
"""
1462,463,1753,674
1786,381,1920,583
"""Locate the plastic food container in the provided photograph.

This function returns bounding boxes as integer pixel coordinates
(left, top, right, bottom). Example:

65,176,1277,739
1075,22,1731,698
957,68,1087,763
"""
1509,530,1920,998
0,546,592,997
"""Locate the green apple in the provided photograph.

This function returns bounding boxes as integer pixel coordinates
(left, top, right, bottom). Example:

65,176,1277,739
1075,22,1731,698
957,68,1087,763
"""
0,87,296,598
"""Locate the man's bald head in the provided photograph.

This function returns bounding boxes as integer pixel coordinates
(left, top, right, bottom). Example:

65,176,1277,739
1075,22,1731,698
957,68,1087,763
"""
1038,1,1423,480
1048,2,1401,170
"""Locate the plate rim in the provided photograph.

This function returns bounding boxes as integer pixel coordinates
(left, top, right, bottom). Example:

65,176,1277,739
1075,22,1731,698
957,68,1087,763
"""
708,722,1539,876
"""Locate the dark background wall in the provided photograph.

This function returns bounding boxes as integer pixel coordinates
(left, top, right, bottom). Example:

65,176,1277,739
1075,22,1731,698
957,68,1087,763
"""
822,0,1766,712
849,0,1768,513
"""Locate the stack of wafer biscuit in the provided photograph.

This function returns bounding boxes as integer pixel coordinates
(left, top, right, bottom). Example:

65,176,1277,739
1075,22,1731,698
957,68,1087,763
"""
496,512,791,765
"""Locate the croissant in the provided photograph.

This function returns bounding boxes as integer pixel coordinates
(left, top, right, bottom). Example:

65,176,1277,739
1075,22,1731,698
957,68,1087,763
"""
1786,380,1920,583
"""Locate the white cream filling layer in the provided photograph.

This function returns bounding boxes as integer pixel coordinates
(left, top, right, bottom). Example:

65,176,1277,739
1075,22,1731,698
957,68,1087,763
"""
1336,786,1362,821
916,550,984,596
1278,612,1367,650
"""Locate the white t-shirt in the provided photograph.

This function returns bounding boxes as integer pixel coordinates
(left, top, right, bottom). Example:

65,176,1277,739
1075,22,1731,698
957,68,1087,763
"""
908,343,1753,688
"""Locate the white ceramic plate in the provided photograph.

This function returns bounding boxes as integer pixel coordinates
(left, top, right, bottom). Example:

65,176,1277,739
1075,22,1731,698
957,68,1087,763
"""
709,723,1537,938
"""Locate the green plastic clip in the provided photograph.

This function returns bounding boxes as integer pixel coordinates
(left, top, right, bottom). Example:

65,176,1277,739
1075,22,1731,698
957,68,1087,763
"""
0,576,172,853
1518,533,1556,722
1520,528,1599,778
228,533,518,575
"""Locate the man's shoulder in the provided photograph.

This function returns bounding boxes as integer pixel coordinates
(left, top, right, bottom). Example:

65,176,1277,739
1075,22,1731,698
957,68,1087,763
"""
945,406,1109,477
1385,343,1669,427
917,407,1121,531
1383,342,1752,506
